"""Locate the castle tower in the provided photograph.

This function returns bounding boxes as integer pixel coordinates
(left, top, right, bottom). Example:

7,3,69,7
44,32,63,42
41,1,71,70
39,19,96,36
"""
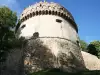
18,1,86,73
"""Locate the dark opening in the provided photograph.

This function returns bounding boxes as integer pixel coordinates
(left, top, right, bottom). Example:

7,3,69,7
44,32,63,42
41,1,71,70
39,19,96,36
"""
56,19,62,23
49,11,51,14
40,4,42,7
21,24,26,29
33,32,39,38
76,40,79,46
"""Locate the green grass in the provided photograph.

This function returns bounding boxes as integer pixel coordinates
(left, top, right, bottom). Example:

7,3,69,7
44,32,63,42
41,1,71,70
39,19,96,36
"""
28,69,100,75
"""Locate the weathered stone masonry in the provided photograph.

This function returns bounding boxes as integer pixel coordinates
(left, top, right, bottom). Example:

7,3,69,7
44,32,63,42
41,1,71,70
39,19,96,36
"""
23,37,86,73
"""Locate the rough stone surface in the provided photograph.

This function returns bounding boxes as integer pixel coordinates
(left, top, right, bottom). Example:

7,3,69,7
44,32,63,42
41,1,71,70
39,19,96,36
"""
0,49,24,75
23,38,86,74
1,41,100,75
81,51,100,70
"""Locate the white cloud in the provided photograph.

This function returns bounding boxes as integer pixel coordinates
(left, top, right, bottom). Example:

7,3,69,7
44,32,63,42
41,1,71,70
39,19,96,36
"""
0,0,22,16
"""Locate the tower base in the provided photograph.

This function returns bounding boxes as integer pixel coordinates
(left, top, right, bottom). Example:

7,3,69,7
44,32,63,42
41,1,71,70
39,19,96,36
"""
23,37,86,74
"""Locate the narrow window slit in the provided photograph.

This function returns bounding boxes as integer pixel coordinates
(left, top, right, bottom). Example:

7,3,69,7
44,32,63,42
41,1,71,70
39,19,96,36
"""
56,19,62,23
21,24,26,28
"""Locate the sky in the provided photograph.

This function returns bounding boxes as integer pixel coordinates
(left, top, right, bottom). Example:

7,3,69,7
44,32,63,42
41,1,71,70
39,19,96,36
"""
0,0,100,43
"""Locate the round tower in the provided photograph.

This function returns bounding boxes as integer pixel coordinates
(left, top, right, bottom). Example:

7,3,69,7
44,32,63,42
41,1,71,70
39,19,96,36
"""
19,1,78,41
17,1,86,73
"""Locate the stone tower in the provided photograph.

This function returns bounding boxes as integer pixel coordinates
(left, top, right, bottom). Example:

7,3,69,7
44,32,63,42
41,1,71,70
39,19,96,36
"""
17,1,86,73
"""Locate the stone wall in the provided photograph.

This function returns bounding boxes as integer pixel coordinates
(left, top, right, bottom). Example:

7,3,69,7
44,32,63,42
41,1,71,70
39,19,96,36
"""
1,38,89,75
23,38,86,74
81,51,100,70
0,48,24,75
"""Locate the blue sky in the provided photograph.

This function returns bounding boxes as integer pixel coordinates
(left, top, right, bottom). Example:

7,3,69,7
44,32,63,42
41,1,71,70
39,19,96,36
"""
0,0,100,43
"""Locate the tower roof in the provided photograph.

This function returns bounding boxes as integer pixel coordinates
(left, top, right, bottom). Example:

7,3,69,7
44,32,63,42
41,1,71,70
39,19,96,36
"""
20,1,78,32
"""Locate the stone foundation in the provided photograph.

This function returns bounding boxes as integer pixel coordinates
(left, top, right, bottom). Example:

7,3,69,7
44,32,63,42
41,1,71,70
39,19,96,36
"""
23,37,86,74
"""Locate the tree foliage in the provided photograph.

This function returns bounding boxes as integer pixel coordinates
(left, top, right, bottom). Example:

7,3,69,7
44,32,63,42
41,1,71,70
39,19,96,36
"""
0,6,17,62
79,40,88,52
80,40,100,58
87,41,100,58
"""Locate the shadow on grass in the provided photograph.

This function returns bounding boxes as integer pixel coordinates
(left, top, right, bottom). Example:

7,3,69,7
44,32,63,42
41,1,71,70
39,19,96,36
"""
28,69,100,75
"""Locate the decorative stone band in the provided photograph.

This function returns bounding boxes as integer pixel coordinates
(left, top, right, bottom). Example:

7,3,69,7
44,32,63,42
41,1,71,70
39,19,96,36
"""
29,36,80,46
20,2,78,32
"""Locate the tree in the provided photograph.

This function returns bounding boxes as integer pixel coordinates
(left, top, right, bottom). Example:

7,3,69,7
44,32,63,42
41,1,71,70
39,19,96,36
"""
79,40,88,52
0,6,17,62
87,41,100,58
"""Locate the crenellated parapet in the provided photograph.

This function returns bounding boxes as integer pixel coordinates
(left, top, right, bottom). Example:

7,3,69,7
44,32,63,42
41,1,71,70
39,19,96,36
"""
20,1,78,32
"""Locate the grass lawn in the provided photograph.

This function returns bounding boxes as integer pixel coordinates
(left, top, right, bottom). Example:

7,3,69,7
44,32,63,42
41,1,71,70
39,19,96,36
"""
29,69,100,75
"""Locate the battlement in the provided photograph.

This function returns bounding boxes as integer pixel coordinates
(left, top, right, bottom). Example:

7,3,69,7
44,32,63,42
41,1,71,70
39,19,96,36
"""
20,1,78,32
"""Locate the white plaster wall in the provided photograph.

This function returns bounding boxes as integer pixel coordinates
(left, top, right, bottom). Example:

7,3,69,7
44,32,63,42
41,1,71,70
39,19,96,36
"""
19,15,78,42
